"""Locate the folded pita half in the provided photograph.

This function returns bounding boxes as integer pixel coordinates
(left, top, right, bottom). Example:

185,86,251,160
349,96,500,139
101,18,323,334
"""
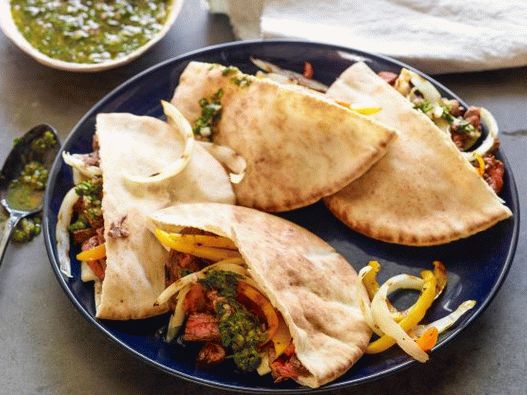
148,203,370,388
90,113,234,319
325,62,512,246
171,61,397,212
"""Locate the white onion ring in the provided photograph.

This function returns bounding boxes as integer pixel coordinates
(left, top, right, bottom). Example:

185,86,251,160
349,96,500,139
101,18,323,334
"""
408,70,441,104
56,187,78,278
357,266,384,336
462,108,499,159
250,57,329,92
124,101,195,184
62,151,101,178
371,274,429,362
198,141,247,184
166,284,191,342
413,300,476,338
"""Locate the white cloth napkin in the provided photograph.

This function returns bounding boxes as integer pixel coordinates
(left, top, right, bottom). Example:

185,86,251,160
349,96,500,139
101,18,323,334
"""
208,0,527,74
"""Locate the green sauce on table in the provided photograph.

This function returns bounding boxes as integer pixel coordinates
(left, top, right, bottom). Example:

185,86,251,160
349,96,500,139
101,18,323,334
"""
10,0,171,64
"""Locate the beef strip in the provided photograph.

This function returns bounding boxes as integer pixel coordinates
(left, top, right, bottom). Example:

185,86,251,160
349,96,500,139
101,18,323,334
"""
184,283,209,313
72,228,97,244
483,154,505,194
448,100,464,117
464,106,481,130
271,354,310,383
196,343,226,366
165,251,202,287
183,313,221,342
81,235,106,280
451,131,469,150
378,71,399,85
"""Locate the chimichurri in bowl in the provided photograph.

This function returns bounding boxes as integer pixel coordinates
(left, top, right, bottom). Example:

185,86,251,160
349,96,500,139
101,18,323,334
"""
0,0,184,72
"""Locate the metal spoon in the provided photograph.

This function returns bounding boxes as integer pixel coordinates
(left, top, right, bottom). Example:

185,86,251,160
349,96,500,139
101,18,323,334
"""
0,124,60,265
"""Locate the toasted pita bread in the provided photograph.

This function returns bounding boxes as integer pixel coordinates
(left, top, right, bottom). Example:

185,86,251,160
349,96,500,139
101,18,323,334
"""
325,62,512,246
148,202,371,388
94,113,234,320
171,61,396,212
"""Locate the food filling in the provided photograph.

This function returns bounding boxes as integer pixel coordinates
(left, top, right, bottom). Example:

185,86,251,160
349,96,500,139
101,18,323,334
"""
155,228,309,381
65,135,107,280
382,68,505,194
11,0,171,64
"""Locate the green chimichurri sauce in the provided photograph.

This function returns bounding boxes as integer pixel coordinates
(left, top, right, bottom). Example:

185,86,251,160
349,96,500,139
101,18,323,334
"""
10,0,171,64
200,271,265,372
5,131,57,243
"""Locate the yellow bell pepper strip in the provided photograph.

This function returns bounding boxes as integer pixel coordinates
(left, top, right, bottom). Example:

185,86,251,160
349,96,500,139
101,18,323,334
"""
416,326,439,352
237,281,279,342
366,270,437,354
363,260,381,300
155,229,241,261
272,314,292,358
363,260,406,321
335,100,382,115
391,261,448,321
473,153,486,176
164,232,237,250
432,260,448,299
76,243,106,261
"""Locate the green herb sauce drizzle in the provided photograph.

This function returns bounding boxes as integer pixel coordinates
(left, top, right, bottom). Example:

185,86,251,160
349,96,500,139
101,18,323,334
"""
200,271,265,372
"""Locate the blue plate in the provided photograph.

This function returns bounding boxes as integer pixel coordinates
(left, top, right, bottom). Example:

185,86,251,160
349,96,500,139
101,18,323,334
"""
43,40,519,392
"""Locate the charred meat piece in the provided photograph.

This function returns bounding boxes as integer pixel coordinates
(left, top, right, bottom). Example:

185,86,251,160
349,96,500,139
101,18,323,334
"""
197,342,226,366
72,227,97,244
183,313,221,342
206,289,224,311
86,213,104,229
165,251,202,287
464,106,481,130
271,354,309,383
448,100,464,117
483,154,505,194
378,71,399,86
81,235,106,280
96,227,105,244
451,131,469,150
81,235,99,251
184,283,209,313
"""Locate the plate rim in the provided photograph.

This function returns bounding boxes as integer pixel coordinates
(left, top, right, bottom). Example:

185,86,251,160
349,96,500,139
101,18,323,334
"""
42,38,520,393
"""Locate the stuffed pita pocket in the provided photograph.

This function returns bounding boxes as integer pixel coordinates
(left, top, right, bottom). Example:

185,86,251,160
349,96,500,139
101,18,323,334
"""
57,107,235,320
325,62,511,246
171,61,397,212
148,203,370,388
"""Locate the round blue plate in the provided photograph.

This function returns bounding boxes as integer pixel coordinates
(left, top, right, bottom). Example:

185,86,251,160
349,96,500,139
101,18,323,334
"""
43,40,519,392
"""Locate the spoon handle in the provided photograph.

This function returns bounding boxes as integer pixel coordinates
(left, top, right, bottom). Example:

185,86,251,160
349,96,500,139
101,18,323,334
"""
0,214,22,267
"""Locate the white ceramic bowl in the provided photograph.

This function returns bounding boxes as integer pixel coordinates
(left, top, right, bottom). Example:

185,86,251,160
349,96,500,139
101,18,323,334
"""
0,0,184,72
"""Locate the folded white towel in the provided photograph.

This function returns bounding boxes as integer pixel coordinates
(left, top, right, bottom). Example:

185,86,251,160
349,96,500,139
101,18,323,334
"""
209,0,527,74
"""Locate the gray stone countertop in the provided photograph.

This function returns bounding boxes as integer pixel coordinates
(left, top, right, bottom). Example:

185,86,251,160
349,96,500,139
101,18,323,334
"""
0,1,525,394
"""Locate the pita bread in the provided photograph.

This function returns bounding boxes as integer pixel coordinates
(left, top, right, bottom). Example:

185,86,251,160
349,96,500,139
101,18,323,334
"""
171,61,396,212
325,62,512,246
94,113,235,320
148,203,371,388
